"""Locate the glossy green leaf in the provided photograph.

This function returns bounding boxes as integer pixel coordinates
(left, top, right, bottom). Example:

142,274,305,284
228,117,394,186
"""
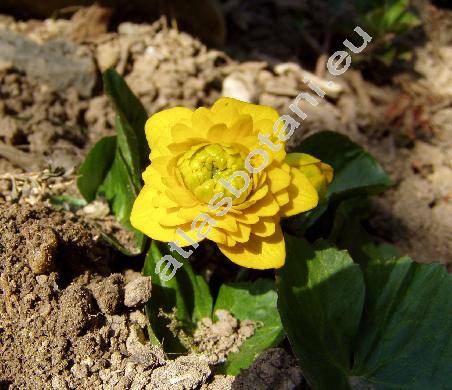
277,236,365,390
352,257,452,389
214,279,284,375
78,70,150,253
327,196,452,387
178,260,213,323
142,241,213,353
329,196,399,266
103,68,149,174
99,147,146,253
77,136,116,202
295,131,392,197
291,131,391,233
279,226,452,388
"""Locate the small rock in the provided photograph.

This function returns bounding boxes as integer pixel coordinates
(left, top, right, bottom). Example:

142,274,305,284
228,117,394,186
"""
51,375,69,390
129,310,149,327
150,354,211,390
222,73,257,102
71,363,88,379
57,284,95,337
27,228,58,275
0,30,96,97
89,274,123,314
124,275,152,308
194,309,256,365
96,41,120,71
201,375,234,390
35,274,48,285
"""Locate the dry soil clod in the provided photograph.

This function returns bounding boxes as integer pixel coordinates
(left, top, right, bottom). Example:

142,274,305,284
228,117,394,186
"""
124,275,152,308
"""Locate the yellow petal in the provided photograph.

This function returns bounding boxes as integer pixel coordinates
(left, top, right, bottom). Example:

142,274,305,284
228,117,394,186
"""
191,107,214,136
244,192,280,217
171,123,208,144
320,162,334,184
252,217,277,237
235,212,259,225
212,97,279,124
207,115,254,144
234,183,269,210
215,215,239,233
131,185,202,246
254,119,286,162
285,153,320,166
285,153,334,197
280,168,319,217
274,189,290,207
142,164,167,192
218,226,285,269
168,139,208,155
210,99,241,127
145,107,193,157
228,222,251,243
207,227,229,245
267,164,291,193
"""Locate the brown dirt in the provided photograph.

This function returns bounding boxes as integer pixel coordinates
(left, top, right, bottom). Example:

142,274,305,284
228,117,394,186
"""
0,69,88,173
194,309,256,365
0,202,292,389
231,348,304,390
0,202,156,389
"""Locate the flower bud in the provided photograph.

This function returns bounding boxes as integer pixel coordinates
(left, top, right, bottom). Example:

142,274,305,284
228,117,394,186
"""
177,144,251,204
285,153,333,197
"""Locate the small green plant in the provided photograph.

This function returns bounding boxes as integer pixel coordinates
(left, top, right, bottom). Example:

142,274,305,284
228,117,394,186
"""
354,0,421,64
77,70,451,385
294,0,420,67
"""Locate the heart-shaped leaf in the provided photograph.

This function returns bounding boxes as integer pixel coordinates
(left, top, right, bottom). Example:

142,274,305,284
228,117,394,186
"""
277,236,365,389
214,279,284,375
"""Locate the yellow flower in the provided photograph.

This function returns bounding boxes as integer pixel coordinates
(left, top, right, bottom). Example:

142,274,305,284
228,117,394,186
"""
284,153,333,198
131,98,332,269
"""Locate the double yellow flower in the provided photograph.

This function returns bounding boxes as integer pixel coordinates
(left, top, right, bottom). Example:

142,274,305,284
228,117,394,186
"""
131,98,332,269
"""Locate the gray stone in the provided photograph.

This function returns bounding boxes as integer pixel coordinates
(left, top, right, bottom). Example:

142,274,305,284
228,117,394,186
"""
0,30,96,97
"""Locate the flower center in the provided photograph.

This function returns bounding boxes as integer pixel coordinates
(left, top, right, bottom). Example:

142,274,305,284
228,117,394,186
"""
177,143,250,204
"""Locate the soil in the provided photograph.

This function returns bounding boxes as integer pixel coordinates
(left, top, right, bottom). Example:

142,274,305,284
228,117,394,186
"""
194,310,256,365
0,202,297,389
0,0,451,388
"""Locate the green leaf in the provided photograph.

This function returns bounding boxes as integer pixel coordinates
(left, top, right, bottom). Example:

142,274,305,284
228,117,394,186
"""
77,136,116,202
103,68,149,174
99,70,150,252
277,236,365,390
327,196,452,387
178,260,213,323
352,257,452,389
295,131,392,197
99,147,146,253
329,196,399,265
397,10,420,30
78,70,150,253
142,241,213,353
214,279,284,375
291,131,392,233
382,0,407,29
50,195,87,211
